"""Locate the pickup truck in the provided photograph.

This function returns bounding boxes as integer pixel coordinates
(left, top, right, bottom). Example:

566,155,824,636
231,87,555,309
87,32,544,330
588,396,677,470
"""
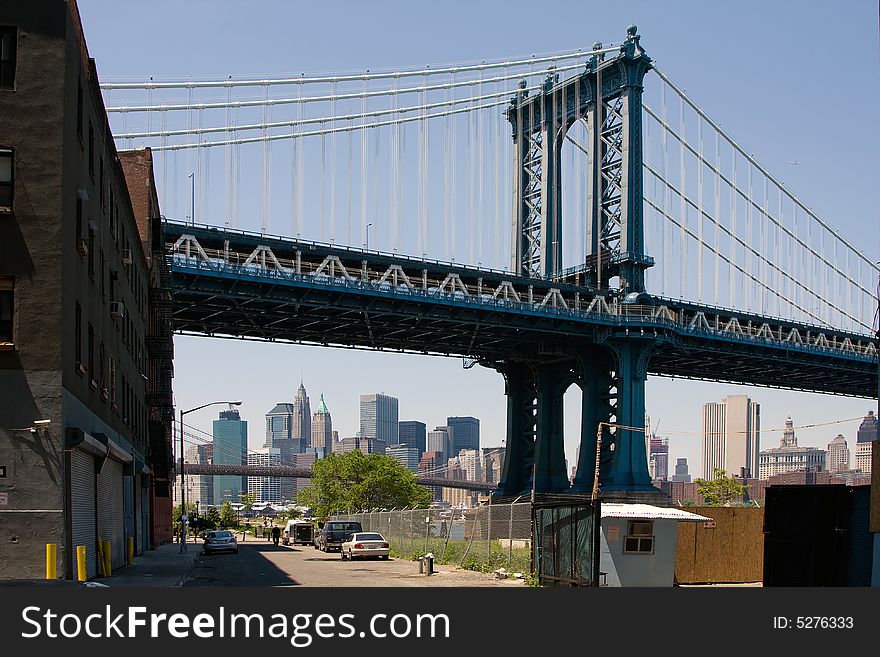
315,520,363,552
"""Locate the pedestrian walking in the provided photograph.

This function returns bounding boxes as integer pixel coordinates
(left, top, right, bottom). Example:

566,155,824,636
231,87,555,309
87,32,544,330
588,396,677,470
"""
272,525,281,546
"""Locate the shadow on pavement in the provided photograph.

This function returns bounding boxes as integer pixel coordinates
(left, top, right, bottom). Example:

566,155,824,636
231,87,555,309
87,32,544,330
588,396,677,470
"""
184,542,300,587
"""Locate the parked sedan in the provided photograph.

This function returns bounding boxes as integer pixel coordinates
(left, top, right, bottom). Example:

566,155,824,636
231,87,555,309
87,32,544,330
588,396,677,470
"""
203,530,239,555
340,532,390,560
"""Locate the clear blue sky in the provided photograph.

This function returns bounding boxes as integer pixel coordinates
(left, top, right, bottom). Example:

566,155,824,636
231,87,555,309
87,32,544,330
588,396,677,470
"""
77,0,880,476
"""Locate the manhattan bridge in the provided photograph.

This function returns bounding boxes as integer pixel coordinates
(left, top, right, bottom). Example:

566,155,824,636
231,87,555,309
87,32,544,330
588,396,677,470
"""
102,27,879,498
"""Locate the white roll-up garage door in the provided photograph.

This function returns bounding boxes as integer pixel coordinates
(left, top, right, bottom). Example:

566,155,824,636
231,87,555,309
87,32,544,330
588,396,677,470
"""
135,476,143,554
70,449,97,579
97,458,125,568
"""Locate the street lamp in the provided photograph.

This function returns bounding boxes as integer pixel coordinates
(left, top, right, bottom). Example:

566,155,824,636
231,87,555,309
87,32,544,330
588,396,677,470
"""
179,400,242,553
364,222,373,251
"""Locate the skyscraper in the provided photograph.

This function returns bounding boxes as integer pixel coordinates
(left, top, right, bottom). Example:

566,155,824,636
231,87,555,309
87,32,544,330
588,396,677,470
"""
248,448,282,503
427,428,452,462
311,393,333,454
265,402,296,501
292,382,312,452
458,449,482,481
671,458,691,483
212,408,248,504
702,394,760,479
398,420,427,454
386,444,420,472
825,434,850,473
360,393,399,444
446,416,480,456
649,436,669,481
855,411,877,475
758,414,825,479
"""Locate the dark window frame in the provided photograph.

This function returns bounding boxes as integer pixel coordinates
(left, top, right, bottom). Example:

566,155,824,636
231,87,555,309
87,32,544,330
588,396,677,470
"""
0,26,17,90
0,146,13,210
0,277,13,347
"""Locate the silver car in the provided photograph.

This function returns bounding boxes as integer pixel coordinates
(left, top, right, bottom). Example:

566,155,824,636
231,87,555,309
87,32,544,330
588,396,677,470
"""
341,532,390,560
203,530,239,555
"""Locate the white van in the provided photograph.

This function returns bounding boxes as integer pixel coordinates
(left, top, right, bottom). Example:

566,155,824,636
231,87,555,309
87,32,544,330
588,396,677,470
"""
282,519,315,546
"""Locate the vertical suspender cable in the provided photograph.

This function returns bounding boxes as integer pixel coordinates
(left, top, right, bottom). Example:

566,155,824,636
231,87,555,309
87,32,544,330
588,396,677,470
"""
419,72,428,258
347,119,354,248
468,86,476,265
320,127,326,241
678,90,686,299
443,77,450,259
226,83,233,228
330,80,337,244
661,80,669,296
296,80,304,237
495,71,503,269
696,114,703,303
360,77,368,245
730,144,737,309
713,128,720,306
450,71,457,262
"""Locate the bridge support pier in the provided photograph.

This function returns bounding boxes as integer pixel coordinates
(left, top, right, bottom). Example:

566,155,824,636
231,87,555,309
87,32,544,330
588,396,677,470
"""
492,340,657,500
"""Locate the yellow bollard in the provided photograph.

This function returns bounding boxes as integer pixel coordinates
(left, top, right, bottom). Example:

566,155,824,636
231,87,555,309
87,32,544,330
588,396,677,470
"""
127,537,134,565
76,545,87,581
102,539,112,577
45,544,57,579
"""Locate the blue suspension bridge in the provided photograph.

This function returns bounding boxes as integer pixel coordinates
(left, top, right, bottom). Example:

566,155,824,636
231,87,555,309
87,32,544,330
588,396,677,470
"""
103,27,879,499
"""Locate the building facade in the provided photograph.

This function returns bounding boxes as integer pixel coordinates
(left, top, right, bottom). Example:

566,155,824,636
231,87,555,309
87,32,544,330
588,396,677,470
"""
446,416,479,456
211,408,248,504
702,395,760,479
247,447,281,503
427,428,452,463
386,444,420,472
855,411,877,476
265,402,296,500
458,448,482,481
398,420,426,454
292,382,311,453
826,434,851,473
360,393,398,445
481,447,506,484
0,1,173,579
671,457,691,483
649,436,669,481
758,415,825,479
310,393,333,454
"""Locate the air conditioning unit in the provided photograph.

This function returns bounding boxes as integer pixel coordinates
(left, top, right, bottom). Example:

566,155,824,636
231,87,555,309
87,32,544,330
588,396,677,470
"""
76,238,88,257
121,249,133,265
110,301,125,319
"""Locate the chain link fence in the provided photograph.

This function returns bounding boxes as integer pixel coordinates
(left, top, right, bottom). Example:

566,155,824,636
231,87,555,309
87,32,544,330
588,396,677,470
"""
330,502,533,573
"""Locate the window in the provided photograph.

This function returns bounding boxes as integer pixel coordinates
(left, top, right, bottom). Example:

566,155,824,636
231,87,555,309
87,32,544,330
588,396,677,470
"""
87,227,95,279
74,302,82,367
88,121,94,177
76,81,83,141
0,277,12,347
99,341,105,391
0,147,12,209
623,520,655,554
87,322,94,379
0,27,16,90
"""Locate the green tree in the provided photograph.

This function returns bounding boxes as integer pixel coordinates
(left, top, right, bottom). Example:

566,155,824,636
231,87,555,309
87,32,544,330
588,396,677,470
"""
205,507,221,530
297,450,432,518
239,492,256,516
695,468,749,506
219,500,238,528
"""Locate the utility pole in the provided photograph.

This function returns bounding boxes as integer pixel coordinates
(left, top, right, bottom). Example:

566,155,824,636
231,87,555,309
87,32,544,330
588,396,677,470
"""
188,172,195,226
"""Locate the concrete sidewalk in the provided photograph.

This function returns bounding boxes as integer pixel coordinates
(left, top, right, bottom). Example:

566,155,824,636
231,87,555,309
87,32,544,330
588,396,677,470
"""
107,542,199,587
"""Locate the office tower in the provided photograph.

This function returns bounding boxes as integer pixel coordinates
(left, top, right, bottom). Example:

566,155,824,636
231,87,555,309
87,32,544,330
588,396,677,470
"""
212,408,248,504
442,457,474,507
265,402,296,501
649,436,669,481
398,420,427,454
446,416,480,456
855,411,877,475
360,393,399,444
292,382,312,452
825,435,850,473
702,394,760,479
311,393,333,454
458,449,482,481
418,451,444,501
337,435,385,455
758,415,825,479
427,428,452,463
857,410,878,443
671,458,691,483
386,444,420,472
247,448,281,503
291,450,324,498
481,447,506,484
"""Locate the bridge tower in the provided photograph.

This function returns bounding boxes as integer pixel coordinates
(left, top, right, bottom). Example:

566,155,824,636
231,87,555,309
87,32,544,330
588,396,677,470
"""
495,26,658,499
